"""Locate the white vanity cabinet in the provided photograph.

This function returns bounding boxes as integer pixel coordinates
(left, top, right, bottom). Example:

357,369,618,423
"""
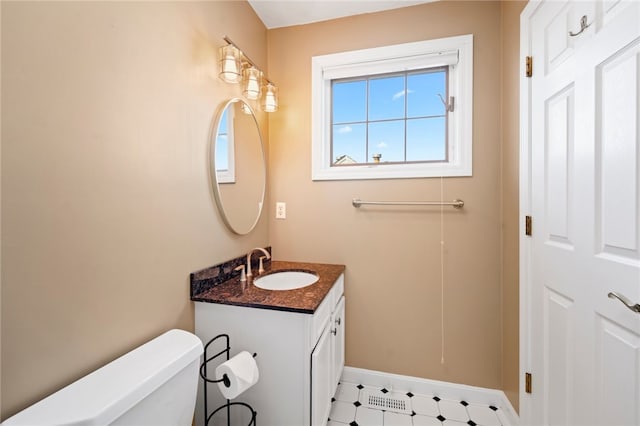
311,294,345,426
195,273,345,426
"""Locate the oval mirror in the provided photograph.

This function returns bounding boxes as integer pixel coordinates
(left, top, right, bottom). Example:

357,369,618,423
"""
210,98,266,235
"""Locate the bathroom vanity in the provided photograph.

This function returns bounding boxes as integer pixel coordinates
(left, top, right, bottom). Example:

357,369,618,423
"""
192,260,345,426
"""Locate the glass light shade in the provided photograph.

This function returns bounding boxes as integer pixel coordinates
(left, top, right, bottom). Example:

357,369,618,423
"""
261,83,278,113
219,44,241,83
242,67,262,100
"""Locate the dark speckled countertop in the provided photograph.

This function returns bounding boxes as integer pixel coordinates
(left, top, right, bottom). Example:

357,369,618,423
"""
191,261,345,314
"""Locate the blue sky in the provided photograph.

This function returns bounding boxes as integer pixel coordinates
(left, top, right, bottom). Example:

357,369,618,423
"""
215,108,229,171
332,69,447,164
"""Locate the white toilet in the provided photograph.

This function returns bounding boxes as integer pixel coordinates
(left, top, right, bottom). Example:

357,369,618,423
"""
2,329,204,426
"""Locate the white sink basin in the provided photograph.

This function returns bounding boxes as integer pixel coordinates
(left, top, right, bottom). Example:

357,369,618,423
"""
254,271,319,291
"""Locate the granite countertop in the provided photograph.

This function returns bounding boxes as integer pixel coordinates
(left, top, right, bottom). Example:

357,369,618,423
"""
191,260,345,314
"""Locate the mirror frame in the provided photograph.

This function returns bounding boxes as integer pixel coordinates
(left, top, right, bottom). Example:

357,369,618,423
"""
209,98,266,235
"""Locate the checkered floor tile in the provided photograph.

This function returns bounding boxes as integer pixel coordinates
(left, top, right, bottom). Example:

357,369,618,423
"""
329,382,509,426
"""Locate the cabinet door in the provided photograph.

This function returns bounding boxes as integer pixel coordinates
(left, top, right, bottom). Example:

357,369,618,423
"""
331,296,345,390
311,324,332,426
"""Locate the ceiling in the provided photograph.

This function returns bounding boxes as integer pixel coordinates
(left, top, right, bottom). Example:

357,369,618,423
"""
248,0,436,29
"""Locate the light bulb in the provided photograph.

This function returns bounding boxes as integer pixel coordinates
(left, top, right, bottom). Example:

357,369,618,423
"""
261,83,278,113
242,67,262,100
218,44,241,83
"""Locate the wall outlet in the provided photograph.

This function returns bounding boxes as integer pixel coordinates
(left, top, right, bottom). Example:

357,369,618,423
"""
276,202,286,219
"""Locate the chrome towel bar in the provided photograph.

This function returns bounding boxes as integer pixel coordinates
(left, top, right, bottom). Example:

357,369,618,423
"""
352,198,464,209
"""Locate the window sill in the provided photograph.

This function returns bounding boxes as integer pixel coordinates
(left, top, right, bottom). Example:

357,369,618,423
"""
311,162,472,181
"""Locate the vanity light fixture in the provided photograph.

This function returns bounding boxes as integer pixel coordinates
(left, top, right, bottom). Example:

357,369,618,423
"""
219,36,278,113
242,67,262,100
218,44,242,83
261,83,278,113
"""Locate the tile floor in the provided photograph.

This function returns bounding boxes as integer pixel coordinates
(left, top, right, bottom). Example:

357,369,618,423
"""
329,382,509,426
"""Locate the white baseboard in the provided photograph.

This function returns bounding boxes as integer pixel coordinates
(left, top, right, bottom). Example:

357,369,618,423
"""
341,366,519,425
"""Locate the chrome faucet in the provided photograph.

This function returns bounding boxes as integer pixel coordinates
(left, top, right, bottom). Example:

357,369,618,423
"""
246,247,271,278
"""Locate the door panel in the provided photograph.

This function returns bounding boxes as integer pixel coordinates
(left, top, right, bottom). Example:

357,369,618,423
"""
595,317,640,425
531,2,582,421
597,0,626,28
544,288,574,425
545,2,574,73
596,40,639,262
311,324,331,426
545,85,575,248
331,296,345,391
524,1,640,424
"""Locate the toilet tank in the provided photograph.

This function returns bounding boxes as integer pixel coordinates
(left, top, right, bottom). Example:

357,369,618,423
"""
3,329,203,426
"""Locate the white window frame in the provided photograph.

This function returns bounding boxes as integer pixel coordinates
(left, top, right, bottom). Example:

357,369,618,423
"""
311,34,473,180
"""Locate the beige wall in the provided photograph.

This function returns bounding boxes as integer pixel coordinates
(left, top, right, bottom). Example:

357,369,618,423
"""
0,1,268,419
500,0,526,411
1,0,525,419
268,1,506,390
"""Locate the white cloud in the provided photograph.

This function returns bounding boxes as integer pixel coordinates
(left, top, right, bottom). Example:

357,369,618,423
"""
337,125,352,134
377,141,388,149
392,89,414,101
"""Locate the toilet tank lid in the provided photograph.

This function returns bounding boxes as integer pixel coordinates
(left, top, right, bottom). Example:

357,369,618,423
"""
2,329,203,426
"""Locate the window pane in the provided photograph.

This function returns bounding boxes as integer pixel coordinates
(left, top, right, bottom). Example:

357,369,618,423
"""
332,80,366,123
331,68,450,167
332,123,366,164
216,108,229,170
216,135,229,170
407,70,446,118
368,75,404,121
406,117,446,161
219,108,229,134
368,120,405,163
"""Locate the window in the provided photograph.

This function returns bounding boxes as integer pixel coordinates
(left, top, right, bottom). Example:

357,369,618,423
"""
312,35,473,180
332,68,448,165
215,106,236,184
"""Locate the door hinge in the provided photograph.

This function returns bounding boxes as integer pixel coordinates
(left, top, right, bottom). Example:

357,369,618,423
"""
526,56,533,77
525,215,532,236
525,372,532,393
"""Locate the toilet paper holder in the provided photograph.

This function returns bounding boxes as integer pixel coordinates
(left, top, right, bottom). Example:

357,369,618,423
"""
199,334,257,426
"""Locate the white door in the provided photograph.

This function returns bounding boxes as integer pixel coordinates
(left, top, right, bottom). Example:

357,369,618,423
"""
522,0,640,425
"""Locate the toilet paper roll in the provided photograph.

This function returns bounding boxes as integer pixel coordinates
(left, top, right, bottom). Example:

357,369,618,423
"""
215,351,259,399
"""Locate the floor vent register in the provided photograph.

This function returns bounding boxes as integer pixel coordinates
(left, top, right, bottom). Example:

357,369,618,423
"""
361,390,412,415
